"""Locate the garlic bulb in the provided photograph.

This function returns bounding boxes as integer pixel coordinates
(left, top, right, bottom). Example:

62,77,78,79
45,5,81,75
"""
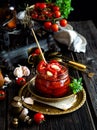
13,65,30,77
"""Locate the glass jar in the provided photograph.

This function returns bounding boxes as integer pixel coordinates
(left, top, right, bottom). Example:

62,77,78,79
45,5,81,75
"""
35,65,70,98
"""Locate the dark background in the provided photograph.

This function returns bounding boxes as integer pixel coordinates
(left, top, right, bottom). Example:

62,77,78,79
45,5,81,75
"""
68,0,97,27
0,0,97,27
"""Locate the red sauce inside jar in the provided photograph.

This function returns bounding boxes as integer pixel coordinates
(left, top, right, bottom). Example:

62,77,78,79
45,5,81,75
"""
35,60,70,98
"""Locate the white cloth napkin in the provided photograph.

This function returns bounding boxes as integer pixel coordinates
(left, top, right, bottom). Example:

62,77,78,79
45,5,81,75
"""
53,25,87,53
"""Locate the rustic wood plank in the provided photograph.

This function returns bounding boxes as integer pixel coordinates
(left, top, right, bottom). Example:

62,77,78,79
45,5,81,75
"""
70,20,97,122
0,98,7,130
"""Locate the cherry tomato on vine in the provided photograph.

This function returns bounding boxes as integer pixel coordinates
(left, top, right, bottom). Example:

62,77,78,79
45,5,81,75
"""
38,3,47,9
0,90,6,100
44,21,52,29
53,6,60,11
33,112,45,124
31,13,38,19
51,23,59,32
32,48,40,56
47,12,53,18
60,19,67,27
42,10,49,15
34,48,40,54
35,3,40,8
16,77,26,86
54,11,61,18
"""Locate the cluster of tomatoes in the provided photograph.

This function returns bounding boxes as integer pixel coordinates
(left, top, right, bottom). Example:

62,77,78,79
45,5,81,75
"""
30,2,67,32
43,19,67,32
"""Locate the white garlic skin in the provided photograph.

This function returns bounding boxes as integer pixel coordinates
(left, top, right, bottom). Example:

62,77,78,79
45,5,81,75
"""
22,66,30,76
13,65,30,77
13,67,24,77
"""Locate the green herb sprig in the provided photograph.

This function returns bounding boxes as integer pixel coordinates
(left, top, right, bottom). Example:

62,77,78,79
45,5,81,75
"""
55,0,74,19
69,77,83,94
45,0,74,19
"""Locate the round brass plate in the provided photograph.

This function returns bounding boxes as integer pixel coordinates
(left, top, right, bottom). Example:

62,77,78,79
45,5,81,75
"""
19,77,86,115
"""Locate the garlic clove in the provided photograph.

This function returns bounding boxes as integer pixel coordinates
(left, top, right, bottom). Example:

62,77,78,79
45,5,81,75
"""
23,97,34,105
46,71,53,77
51,64,60,71
22,66,30,76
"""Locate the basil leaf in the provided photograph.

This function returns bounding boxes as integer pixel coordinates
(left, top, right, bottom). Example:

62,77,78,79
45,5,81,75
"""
69,78,83,94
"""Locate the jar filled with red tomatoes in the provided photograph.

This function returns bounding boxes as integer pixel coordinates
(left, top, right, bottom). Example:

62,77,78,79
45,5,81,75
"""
35,60,70,98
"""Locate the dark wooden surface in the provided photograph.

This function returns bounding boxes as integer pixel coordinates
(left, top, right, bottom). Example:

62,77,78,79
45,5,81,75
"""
0,20,97,130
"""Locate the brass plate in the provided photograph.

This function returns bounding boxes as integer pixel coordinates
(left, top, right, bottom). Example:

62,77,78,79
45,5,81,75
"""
19,77,86,115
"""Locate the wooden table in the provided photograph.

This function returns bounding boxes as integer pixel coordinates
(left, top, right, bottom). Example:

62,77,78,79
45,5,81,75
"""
0,20,97,130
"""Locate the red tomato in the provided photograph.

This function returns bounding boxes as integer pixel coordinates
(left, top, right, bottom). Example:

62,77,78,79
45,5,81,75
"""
38,15,45,20
33,112,45,124
39,3,47,9
47,13,53,18
44,21,52,29
60,19,67,27
54,11,61,18
35,3,41,8
51,23,59,32
31,13,38,19
0,90,6,100
53,6,60,11
16,77,26,86
42,10,49,15
34,48,40,54
32,48,40,56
